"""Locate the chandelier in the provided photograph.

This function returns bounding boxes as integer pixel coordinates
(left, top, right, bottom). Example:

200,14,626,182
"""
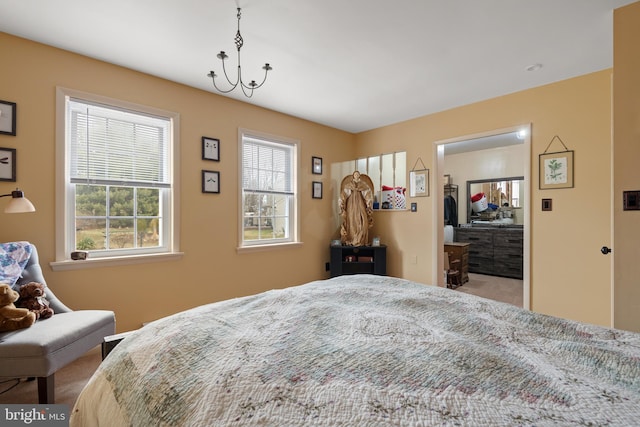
207,8,272,98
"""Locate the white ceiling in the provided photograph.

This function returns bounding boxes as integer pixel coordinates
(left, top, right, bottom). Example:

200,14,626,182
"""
0,0,635,133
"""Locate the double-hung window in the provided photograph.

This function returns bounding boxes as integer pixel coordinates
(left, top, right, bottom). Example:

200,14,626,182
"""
56,87,179,263
240,129,298,248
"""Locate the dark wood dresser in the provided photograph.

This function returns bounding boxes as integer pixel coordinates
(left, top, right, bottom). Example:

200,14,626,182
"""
454,226,523,279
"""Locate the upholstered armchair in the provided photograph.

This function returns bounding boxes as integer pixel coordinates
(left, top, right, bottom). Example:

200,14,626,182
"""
0,242,115,403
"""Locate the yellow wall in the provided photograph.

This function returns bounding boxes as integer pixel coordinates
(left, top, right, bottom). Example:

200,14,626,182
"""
613,1,640,331
357,70,614,327
0,33,355,332
1,17,633,331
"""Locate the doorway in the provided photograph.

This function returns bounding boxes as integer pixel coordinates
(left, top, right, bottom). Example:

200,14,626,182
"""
432,125,531,310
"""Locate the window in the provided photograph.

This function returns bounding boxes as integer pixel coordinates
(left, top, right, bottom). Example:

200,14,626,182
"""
240,129,298,247
56,87,179,262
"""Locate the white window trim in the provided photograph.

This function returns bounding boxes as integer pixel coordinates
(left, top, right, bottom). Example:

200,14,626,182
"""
52,87,181,270
237,128,300,252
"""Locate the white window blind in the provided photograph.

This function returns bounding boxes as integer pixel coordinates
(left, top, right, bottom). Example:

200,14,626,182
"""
68,99,170,188
242,137,293,195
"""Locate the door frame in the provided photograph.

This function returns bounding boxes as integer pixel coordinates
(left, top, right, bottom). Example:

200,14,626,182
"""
432,124,531,310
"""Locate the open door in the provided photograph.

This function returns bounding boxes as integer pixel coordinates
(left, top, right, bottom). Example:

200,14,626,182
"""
432,125,531,310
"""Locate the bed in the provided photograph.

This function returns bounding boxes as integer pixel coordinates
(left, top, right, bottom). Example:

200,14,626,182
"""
71,275,640,426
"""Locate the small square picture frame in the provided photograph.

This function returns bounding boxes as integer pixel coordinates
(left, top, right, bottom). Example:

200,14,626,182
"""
202,170,220,193
0,100,17,136
202,137,220,161
539,150,574,190
0,147,16,182
312,156,323,175
312,181,323,199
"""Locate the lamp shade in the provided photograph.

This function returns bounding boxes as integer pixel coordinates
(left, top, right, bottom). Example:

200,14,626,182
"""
2,189,36,213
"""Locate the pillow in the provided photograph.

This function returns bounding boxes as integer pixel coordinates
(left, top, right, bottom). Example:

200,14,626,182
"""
0,241,33,286
381,185,406,209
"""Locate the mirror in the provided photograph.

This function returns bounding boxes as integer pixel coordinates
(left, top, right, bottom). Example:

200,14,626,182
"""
335,151,407,210
467,176,524,224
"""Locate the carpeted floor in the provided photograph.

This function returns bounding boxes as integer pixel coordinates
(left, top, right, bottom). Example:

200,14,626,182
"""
0,346,102,408
454,272,523,307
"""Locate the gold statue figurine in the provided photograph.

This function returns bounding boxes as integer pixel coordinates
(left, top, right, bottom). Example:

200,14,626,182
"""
339,171,374,246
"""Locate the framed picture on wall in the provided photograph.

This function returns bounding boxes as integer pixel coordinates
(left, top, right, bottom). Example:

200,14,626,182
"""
0,147,16,181
0,100,17,136
202,170,220,193
409,169,429,197
539,150,574,190
202,137,220,161
312,181,323,199
312,156,323,174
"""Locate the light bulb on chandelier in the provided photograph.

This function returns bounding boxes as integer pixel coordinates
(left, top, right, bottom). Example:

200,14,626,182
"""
207,8,272,98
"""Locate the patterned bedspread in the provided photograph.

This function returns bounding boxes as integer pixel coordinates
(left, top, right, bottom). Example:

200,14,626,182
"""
71,275,640,426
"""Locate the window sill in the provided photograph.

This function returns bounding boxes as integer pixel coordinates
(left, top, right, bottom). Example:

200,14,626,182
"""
49,252,184,271
237,241,303,254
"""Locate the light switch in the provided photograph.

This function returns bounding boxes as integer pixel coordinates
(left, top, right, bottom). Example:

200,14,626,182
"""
623,191,640,210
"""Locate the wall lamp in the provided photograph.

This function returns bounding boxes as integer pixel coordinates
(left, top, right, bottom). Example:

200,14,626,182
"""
0,188,36,213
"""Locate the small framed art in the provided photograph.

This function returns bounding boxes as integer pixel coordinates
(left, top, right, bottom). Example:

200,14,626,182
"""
312,181,323,199
409,169,429,197
0,147,16,182
312,156,322,175
202,170,220,193
202,137,220,161
539,150,574,190
0,100,17,136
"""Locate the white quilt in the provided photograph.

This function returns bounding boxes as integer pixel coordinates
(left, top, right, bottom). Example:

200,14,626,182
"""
71,275,640,426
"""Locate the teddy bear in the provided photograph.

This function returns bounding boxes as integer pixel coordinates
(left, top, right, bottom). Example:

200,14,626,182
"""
17,282,54,320
0,283,36,332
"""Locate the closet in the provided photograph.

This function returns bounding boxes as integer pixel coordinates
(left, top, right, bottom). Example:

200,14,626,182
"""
444,183,458,226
